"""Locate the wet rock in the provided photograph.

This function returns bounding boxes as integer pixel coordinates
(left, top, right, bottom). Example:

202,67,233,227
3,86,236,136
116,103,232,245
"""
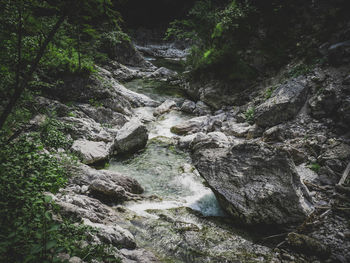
71,139,111,164
170,116,210,135
255,78,308,127
153,100,177,117
287,232,331,258
114,119,149,154
309,85,337,119
83,218,136,249
192,140,313,226
180,100,196,113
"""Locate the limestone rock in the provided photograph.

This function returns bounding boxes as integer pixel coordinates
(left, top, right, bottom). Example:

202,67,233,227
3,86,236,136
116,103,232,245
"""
255,78,308,127
180,100,196,113
83,219,136,249
192,140,313,226
114,119,149,154
89,180,127,203
170,116,210,135
71,139,111,164
71,164,144,195
153,100,177,117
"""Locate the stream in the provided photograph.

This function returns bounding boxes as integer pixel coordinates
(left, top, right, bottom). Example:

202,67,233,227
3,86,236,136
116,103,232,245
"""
107,57,277,262
108,59,224,218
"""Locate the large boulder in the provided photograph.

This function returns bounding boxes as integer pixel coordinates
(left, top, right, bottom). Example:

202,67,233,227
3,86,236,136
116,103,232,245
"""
71,139,111,164
191,139,313,226
114,119,149,154
255,78,308,127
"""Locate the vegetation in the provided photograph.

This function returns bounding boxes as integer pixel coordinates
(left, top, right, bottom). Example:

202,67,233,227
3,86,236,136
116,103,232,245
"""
0,1,127,261
166,0,350,82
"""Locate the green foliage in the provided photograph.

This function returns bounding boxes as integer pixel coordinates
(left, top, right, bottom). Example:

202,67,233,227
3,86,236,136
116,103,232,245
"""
245,107,255,124
0,133,68,262
42,44,96,75
40,117,73,150
264,85,278,100
0,130,121,262
288,63,313,78
309,162,321,173
89,98,103,108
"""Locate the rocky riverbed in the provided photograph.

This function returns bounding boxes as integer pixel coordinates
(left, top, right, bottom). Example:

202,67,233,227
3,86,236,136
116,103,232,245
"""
28,34,350,263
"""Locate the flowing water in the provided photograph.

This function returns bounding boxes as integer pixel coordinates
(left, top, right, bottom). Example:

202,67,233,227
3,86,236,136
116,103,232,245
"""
109,62,224,217
108,57,276,262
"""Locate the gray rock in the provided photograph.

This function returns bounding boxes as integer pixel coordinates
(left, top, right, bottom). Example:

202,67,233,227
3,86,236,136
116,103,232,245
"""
170,116,210,135
76,104,128,128
114,119,149,154
309,85,337,119
69,256,84,263
337,97,350,128
89,180,127,203
177,133,198,150
193,101,211,116
191,132,230,152
255,78,308,127
71,164,144,195
120,248,160,263
71,139,111,164
180,100,196,113
146,67,177,80
61,116,115,142
83,218,136,249
192,140,313,226
153,100,177,117
220,121,252,138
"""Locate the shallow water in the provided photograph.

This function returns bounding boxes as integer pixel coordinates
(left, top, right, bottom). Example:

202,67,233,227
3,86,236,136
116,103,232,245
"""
123,78,187,103
109,60,224,217
109,139,224,217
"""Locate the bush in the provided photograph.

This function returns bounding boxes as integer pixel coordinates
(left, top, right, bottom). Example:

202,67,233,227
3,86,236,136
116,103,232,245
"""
0,131,121,262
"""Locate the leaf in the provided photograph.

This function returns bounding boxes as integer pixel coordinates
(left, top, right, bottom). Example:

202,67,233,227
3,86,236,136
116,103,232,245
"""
44,195,52,203
45,240,57,250
44,211,52,220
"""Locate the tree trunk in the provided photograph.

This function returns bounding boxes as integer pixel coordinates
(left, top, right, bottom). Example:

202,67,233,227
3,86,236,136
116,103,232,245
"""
0,14,66,130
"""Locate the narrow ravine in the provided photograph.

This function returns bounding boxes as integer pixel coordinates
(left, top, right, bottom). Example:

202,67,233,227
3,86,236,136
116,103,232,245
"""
108,59,224,217
103,57,280,262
